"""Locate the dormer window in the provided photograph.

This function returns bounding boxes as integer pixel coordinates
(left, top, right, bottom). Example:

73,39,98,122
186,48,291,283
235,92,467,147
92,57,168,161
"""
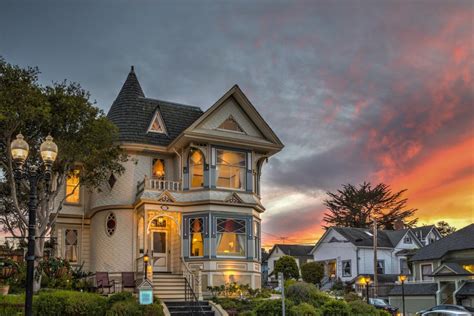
152,159,165,179
189,149,204,188
217,116,245,133
148,110,167,134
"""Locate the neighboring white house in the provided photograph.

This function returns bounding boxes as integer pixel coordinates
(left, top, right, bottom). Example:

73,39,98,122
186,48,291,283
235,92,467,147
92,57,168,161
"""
51,67,283,299
266,244,313,281
310,226,430,284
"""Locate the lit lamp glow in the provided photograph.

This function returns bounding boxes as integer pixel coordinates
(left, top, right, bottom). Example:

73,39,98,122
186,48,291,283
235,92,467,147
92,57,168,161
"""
40,135,58,166
10,134,29,167
399,274,407,316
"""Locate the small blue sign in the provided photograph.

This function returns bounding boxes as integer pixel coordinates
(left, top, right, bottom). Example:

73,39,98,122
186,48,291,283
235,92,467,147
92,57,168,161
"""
139,289,153,305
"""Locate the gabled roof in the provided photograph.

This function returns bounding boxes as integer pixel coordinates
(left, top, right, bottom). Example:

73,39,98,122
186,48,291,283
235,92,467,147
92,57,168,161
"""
412,225,438,240
432,262,473,276
331,227,394,248
457,281,474,296
411,224,474,262
389,283,438,296
107,67,204,147
269,244,313,258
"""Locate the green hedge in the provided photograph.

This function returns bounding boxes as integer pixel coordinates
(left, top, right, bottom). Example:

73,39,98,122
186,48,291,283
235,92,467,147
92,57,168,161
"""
0,290,163,316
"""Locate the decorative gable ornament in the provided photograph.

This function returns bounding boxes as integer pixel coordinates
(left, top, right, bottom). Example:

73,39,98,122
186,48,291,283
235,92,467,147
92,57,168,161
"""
225,193,243,204
147,110,167,134
157,191,175,203
217,116,245,134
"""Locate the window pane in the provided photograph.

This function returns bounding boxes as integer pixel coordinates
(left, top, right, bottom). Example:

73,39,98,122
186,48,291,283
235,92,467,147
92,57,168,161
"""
153,232,166,253
152,159,165,178
66,170,80,203
343,261,351,276
216,150,246,189
422,264,432,280
216,232,246,257
189,151,204,188
191,232,204,257
217,219,246,233
65,229,78,262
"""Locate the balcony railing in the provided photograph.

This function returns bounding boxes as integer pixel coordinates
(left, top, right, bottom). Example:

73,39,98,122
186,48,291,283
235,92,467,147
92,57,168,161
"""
136,176,182,196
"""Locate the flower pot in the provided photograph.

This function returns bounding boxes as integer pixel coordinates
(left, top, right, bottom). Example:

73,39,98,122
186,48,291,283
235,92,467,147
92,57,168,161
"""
0,284,9,296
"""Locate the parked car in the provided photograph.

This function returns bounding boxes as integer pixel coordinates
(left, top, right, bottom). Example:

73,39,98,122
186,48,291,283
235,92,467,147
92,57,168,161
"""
368,298,398,315
419,310,473,316
417,305,474,316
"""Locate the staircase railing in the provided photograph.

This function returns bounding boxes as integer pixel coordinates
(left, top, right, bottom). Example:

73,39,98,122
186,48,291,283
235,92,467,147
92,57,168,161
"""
181,257,205,315
184,276,206,316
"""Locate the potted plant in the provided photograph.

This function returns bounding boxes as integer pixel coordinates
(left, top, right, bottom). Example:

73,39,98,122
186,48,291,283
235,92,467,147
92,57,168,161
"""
0,258,17,295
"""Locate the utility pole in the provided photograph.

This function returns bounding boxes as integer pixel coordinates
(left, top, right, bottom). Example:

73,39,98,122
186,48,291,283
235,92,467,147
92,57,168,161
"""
373,218,378,297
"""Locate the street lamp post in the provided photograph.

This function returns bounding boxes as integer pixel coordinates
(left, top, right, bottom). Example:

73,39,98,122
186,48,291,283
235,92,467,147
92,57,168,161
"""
10,134,58,316
357,275,371,304
399,274,407,316
143,253,149,280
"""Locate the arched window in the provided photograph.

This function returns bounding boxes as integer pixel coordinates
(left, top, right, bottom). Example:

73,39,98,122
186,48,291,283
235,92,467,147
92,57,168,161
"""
152,159,165,179
106,212,117,236
189,149,204,188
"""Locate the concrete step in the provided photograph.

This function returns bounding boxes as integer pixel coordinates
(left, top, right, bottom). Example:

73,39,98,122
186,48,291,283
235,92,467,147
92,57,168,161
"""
165,301,214,316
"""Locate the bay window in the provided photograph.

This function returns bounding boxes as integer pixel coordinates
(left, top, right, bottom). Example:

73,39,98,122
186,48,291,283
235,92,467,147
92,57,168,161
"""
216,149,246,190
190,218,204,257
189,150,204,188
216,218,246,257
254,221,260,260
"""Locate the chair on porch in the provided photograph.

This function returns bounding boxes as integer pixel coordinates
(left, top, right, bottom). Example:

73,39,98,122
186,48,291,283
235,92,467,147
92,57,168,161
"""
96,272,116,295
121,272,136,292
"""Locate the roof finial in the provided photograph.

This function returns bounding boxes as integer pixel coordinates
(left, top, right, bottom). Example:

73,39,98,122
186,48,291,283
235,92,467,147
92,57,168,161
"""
131,65,135,73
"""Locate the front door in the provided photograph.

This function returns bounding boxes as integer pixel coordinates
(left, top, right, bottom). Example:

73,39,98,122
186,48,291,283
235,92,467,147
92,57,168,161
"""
152,231,168,272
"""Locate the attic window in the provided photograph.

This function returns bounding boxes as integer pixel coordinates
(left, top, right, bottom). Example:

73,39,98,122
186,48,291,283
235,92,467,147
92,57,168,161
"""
217,116,245,133
148,110,167,134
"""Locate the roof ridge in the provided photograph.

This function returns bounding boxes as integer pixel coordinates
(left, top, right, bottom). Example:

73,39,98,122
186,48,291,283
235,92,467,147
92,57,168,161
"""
142,97,202,111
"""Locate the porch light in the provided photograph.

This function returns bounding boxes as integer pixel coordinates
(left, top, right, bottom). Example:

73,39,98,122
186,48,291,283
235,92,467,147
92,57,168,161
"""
10,133,29,167
398,274,407,283
158,216,164,225
143,254,149,263
40,135,58,166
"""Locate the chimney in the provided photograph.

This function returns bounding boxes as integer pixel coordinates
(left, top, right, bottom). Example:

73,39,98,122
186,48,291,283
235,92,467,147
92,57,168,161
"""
394,219,405,230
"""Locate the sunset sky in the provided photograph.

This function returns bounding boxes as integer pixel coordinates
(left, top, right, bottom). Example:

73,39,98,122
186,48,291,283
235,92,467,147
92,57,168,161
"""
1,0,473,246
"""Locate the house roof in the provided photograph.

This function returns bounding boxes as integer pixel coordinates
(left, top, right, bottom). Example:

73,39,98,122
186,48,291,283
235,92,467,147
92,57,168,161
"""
332,227,394,248
412,225,435,239
432,262,473,276
457,281,474,296
107,67,204,146
411,224,474,262
271,244,313,258
389,283,438,296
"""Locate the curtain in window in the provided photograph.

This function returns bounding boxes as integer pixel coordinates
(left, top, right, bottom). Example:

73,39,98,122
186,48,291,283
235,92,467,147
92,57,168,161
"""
216,150,246,189
190,218,204,257
216,218,246,257
189,150,204,188
65,229,78,262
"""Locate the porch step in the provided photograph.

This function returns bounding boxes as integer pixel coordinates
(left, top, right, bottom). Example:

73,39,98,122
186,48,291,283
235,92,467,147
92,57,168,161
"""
165,301,214,316
153,273,187,301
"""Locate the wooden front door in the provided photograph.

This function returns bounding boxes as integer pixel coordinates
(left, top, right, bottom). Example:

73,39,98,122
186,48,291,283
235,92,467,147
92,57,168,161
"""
152,230,168,272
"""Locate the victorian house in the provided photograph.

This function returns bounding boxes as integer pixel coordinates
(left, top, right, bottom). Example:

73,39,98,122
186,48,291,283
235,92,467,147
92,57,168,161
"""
52,67,283,300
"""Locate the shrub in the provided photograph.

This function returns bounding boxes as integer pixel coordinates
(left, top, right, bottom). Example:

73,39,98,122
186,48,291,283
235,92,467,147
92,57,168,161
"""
33,290,106,315
348,300,379,315
290,302,321,316
301,262,324,285
239,311,256,316
0,294,24,316
142,302,165,316
321,299,350,316
253,299,294,316
106,291,134,308
343,292,361,302
107,300,142,316
214,297,259,314
286,282,331,308
274,256,300,280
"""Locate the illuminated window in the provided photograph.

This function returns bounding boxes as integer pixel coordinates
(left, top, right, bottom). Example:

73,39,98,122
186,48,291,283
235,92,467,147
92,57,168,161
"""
66,169,80,204
189,150,204,188
218,116,244,133
190,218,204,257
216,149,246,190
463,265,474,273
216,218,246,257
148,111,166,134
65,229,78,262
152,159,165,179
